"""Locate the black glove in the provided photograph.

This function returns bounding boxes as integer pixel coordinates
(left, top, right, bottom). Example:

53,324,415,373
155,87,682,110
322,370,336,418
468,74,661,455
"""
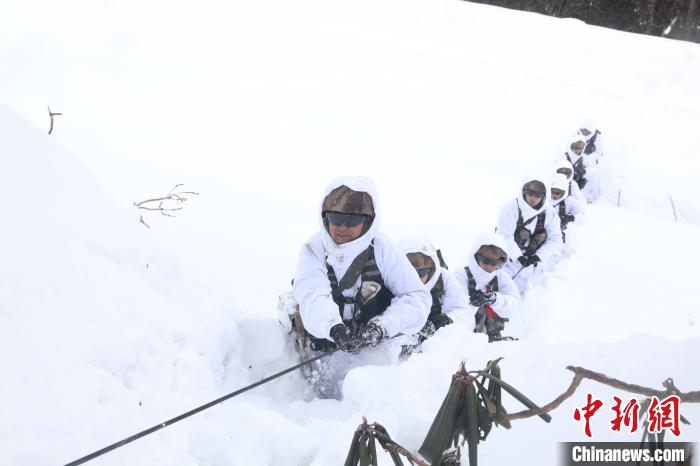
430,313,453,330
564,214,575,223
517,255,528,266
358,321,386,347
527,255,541,266
329,323,359,353
482,291,497,306
469,290,486,307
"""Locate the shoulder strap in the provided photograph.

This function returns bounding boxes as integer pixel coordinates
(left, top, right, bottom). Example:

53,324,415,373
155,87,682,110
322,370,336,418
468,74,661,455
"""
464,266,477,297
518,206,539,228
467,266,499,295
436,249,449,270
336,245,374,291
536,211,546,232
487,275,499,292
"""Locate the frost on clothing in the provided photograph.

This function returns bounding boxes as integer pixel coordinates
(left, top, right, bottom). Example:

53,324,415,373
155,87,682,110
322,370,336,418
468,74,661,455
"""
398,236,469,319
453,232,520,319
495,176,563,265
293,176,430,341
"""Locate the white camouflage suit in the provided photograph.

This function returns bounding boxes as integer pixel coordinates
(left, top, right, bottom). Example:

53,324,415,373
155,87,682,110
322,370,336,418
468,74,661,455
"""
496,176,563,292
293,176,430,399
453,231,521,322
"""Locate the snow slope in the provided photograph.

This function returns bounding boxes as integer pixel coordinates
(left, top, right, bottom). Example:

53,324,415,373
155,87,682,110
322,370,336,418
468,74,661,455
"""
1,0,699,465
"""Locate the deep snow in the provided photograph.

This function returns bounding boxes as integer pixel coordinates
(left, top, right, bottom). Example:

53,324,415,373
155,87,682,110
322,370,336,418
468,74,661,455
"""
1,0,700,465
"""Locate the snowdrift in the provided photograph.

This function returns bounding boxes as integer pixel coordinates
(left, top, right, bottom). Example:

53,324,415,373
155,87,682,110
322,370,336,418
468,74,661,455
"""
1,0,699,464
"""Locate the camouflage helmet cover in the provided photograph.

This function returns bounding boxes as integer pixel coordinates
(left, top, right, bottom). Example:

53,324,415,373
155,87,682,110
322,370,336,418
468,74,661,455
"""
322,185,375,217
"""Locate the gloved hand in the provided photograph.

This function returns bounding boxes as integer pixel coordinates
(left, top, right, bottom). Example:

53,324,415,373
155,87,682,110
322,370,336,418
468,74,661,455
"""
564,214,575,223
430,313,453,330
527,255,541,266
330,323,359,353
482,291,497,306
358,321,386,347
517,255,528,266
469,290,486,307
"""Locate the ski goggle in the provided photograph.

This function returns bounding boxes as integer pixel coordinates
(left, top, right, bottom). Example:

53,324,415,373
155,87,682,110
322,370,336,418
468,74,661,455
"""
416,267,432,278
524,188,546,198
476,253,506,269
551,188,565,198
557,168,572,178
324,212,369,228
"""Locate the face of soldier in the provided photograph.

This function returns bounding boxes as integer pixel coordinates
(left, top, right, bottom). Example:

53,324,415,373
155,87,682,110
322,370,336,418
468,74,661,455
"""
476,249,506,273
523,181,546,208
328,221,366,245
551,188,565,201
571,141,585,156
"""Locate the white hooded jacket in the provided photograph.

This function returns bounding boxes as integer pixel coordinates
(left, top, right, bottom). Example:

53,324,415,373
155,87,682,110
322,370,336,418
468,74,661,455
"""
553,159,583,199
550,173,584,217
578,119,604,162
398,236,469,317
452,232,520,319
496,176,563,262
564,134,588,171
293,177,431,340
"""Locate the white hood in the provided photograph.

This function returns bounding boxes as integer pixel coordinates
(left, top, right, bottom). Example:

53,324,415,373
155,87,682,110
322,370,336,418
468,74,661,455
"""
465,231,510,290
516,174,550,221
564,134,587,165
397,235,442,290
578,119,598,142
319,176,380,273
550,173,570,206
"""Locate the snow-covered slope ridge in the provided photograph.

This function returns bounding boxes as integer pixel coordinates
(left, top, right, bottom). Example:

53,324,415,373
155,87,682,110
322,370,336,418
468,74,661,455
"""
0,0,699,464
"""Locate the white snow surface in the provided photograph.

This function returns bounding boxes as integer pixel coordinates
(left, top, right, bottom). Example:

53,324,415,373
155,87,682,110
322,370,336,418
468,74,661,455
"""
1,0,700,465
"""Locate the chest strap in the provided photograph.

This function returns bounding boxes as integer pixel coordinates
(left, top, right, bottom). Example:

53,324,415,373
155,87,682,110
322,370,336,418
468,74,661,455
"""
465,266,499,298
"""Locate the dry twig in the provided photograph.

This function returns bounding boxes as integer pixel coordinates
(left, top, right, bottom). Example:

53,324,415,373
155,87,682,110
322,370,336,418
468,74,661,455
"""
48,106,62,135
134,183,199,221
504,366,699,421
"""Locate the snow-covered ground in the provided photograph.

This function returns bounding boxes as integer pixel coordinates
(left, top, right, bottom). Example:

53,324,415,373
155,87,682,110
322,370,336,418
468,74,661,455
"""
1,0,699,464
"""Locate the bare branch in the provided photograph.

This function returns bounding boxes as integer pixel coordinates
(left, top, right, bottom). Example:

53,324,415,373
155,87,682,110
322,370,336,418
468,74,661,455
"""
47,106,63,135
505,373,584,421
134,184,199,221
503,366,700,422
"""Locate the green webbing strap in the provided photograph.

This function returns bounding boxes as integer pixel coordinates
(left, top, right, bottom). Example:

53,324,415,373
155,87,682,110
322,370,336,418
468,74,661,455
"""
336,245,374,291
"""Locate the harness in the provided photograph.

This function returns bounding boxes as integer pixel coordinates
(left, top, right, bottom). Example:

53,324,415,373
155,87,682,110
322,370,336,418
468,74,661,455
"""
557,202,569,229
515,206,547,255
428,275,445,319
465,266,499,296
566,153,588,189
325,243,394,327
